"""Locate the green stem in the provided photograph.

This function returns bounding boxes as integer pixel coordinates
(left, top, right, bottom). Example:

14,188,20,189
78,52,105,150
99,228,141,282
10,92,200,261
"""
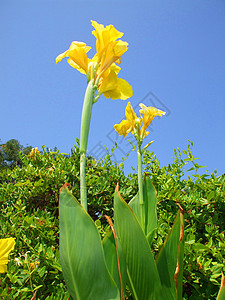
80,80,95,211
137,144,144,231
80,152,87,211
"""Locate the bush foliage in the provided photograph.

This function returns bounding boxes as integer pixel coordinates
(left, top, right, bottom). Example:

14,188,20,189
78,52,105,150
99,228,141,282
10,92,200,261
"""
0,140,224,299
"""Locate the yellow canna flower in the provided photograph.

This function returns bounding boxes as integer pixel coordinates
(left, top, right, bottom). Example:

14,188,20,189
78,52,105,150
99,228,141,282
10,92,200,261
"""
114,102,139,137
139,103,166,139
0,238,15,273
114,102,166,143
56,21,132,101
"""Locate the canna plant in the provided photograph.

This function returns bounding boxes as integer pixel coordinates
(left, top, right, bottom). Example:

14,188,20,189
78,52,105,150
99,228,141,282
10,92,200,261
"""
57,20,132,300
56,20,224,300
56,20,133,212
113,102,184,299
56,20,184,300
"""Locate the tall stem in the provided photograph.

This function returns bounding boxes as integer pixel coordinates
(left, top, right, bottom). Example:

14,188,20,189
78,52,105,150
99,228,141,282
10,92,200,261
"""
137,144,144,231
80,152,87,211
80,80,95,211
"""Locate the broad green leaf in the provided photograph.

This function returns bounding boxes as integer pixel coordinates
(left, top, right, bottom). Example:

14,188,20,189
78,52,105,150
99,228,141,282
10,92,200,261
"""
217,273,225,300
103,228,127,297
156,208,184,300
59,187,120,300
192,243,209,251
129,176,157,244
114,185,163,300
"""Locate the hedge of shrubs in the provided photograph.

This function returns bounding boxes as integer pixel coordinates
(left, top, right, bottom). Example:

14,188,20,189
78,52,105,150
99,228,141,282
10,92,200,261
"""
0,141,224,299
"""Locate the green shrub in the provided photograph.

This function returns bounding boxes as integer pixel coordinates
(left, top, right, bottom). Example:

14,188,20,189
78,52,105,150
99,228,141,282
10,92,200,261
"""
0,141,224,299
143,142,225,299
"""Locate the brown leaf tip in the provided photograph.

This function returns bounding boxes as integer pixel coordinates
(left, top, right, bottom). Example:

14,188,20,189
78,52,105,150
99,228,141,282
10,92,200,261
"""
221,272,225,288
31,290,37,300
176,202,184,214
59,183,71,194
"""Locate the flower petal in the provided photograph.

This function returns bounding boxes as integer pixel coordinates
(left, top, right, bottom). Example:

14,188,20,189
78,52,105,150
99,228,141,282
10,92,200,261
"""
99,70,133,100
114,120,131,137
0,238,15,273
56,41,91,74
125,102,138,129
114,78,133,100
68,42,91,73
99,69,118,93
56,50,69,64
91,20,124,56
139,103,166,137
98,40,128,75
67,58,87,74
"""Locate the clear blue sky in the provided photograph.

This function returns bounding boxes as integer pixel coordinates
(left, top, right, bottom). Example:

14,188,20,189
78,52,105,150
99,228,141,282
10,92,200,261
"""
1,1,224,176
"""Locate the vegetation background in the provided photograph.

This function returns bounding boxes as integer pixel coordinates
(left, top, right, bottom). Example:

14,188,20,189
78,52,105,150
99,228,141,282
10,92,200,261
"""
0,139,224,299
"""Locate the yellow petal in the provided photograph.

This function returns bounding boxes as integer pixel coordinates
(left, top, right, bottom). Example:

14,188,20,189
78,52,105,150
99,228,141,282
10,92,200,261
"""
139,103,166,137
0,264,7,273
139,103,166,117
125,102,138,130
113,40,128,57
56,41,91,74
99,70,133,100
56,50,69,64
113,78,133,100
98,40,128,75
68,42,91,73
114,120,131,137
99,69,117,93
0,238,15,273
108,63,121,75
67,58,86,74
91,20,124,56
91,20,128,75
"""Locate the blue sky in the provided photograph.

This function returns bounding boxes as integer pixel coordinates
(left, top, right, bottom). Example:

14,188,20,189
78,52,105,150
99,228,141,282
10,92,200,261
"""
1,1,224,176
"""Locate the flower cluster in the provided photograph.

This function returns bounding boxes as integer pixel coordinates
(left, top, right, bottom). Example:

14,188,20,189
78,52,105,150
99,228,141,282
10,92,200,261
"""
114,102,166,145
56,21,133,100
29,261,40,269
30,147,40,159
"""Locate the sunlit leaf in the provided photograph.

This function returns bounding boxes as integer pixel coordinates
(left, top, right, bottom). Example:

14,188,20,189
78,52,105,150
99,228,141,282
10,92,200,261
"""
114,185,163,299
129,176,157,244
156,207,184,299
59,187,119,300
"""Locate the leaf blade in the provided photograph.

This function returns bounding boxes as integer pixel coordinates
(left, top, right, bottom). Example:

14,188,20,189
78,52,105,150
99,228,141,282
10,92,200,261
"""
217,273,225,300
103,217,127,299
156,207,184,300
59,187,119,300
129,176,157,244
114,185,162,300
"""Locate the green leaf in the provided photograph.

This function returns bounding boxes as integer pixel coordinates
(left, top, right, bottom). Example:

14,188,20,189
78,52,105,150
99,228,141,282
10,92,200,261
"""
192,243,209,251
114,185,163,300
156,208,184,300
103,226,127,297
59,187,120,300
38,266,46,278
217,273,225,300
129,176,157,245
207,190,215,201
